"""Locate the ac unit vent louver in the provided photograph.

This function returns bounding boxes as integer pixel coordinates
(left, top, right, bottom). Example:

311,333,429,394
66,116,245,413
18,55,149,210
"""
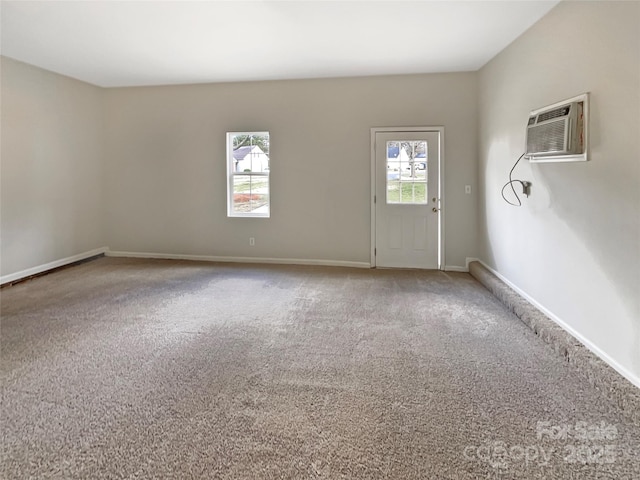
537,106,571,123
528,120,567,154
525,99,586,161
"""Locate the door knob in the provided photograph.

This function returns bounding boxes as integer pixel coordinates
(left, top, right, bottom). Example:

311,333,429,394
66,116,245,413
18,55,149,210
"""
432,207,439,213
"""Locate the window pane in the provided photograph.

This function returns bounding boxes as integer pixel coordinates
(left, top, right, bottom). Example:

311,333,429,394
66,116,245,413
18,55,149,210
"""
232,175,269,214
387,161,401,181
412,183,427,203
387,180,401,202
414,165,427,181
231,134,270,173
386,140,428,205
227,131,270,217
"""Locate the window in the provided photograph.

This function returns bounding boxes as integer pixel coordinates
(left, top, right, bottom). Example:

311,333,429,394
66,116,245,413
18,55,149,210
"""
227,132,270,217
386,140,427,204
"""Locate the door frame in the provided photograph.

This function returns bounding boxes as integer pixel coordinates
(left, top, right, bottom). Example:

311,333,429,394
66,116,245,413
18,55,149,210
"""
370,126,445,269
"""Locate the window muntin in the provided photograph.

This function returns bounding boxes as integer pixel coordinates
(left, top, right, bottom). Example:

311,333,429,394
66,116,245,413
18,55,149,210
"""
227,132,270,217
386,140,427,204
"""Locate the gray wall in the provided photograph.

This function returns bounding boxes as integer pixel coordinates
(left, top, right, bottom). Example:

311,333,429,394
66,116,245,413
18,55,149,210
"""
1,62,478,274
103,73,478,267
478,1,640,383
1,57,104,277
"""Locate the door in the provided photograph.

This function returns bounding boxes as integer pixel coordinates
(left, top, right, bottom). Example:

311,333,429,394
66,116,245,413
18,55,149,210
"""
373,129,441,269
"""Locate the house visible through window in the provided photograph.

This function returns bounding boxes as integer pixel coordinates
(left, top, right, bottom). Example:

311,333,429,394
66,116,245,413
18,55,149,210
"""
227,132,270,217
386,140,427,204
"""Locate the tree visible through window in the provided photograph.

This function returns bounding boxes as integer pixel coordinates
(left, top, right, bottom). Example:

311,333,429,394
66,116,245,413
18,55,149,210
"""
227,132,270,217
386,140,427,204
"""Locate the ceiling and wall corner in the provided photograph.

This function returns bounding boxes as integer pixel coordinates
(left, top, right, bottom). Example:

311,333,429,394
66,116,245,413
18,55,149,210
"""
477,0,640,386
0,0,560,87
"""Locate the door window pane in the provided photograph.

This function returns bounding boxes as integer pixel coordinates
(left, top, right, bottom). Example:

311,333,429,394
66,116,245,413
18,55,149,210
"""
386,140,428,204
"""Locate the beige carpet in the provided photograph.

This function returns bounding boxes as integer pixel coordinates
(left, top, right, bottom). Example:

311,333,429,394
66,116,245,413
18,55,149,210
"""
1,257,639,479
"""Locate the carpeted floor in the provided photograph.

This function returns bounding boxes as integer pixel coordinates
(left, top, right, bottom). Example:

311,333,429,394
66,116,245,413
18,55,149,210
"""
1,257,638,479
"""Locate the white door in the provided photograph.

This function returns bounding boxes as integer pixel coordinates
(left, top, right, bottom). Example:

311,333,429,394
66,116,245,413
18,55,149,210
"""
373,129,441,269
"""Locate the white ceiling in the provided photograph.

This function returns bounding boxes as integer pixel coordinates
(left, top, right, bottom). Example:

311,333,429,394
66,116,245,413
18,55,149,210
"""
1,0,560,88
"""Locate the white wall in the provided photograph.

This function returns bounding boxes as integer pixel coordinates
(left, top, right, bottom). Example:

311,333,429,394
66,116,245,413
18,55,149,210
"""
103,73,478,268
478,1,640,383
1,57,105,278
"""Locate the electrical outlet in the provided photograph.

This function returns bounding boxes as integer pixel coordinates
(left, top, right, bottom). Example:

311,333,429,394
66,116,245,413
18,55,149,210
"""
249,237,255,246
465,185,472,194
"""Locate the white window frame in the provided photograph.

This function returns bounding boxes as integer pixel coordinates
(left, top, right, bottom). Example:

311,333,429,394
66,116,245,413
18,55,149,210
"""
226,131,270,218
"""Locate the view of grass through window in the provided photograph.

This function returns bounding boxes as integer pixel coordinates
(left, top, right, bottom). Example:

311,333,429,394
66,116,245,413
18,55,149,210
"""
387,182,426,203
386,140,428,204
227,132,270,217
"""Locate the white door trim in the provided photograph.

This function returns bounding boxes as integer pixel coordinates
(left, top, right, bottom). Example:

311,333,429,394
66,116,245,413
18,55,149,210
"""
370,126,445,269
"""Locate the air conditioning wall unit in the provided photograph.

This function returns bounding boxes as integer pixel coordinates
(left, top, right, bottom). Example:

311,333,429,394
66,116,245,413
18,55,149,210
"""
525,93,589,163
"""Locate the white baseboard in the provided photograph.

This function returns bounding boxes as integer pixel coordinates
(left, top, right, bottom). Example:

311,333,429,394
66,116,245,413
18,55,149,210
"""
473,258,640,390
0,247,109,285
105,250,372,269
444,265,468,272
442,258,479,272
